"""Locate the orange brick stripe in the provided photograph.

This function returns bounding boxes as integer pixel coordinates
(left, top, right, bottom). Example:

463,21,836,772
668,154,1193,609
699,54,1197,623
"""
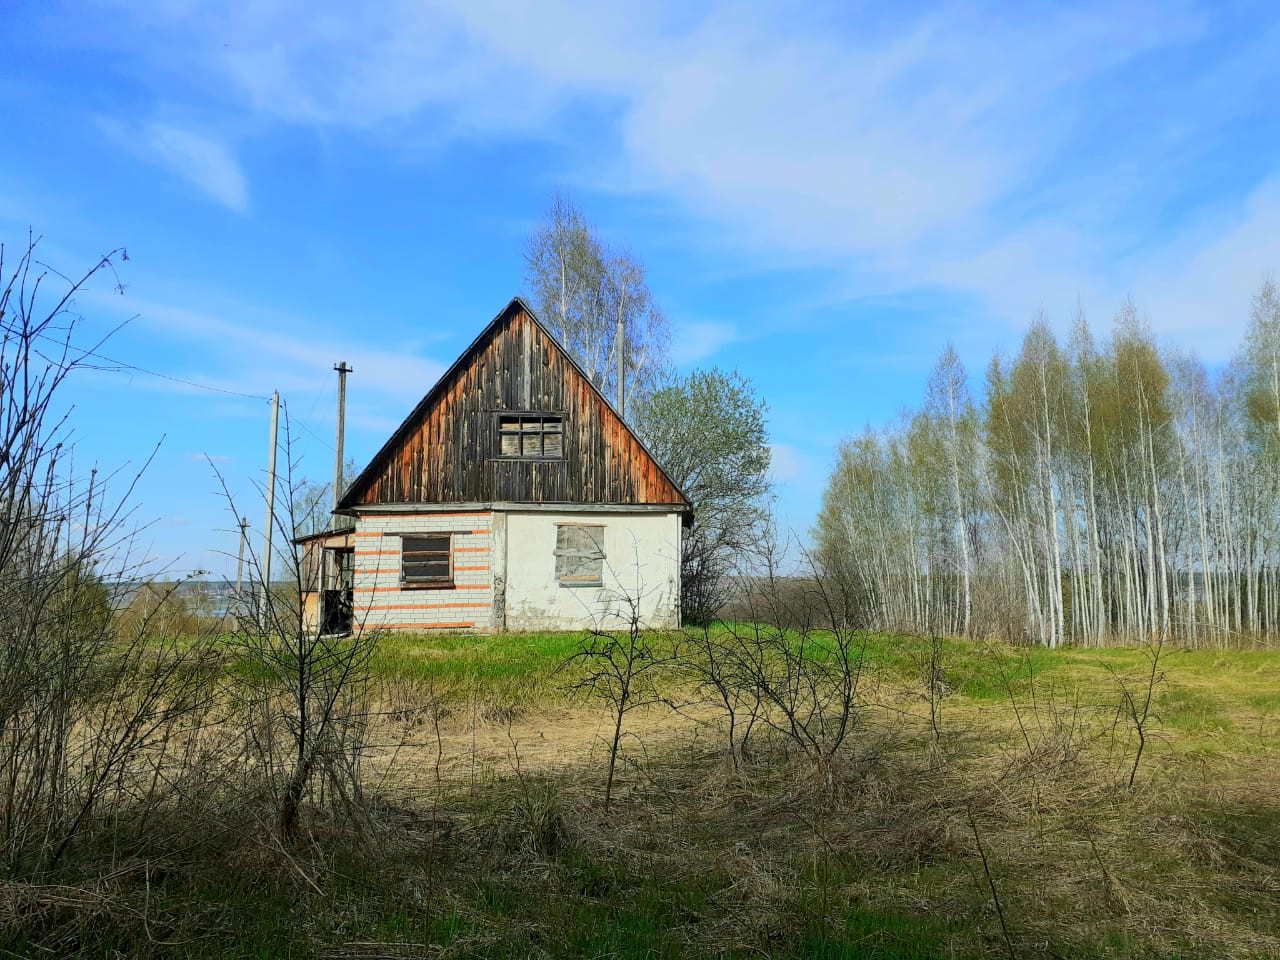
455,564,490,571
359,622,475,631
358,512,491,520
356,548,490,564
361,602,491,611
354,528,491,537
353,584,489,593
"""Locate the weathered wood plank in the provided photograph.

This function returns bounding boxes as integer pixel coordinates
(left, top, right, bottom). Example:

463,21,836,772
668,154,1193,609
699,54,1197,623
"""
349,303,686,509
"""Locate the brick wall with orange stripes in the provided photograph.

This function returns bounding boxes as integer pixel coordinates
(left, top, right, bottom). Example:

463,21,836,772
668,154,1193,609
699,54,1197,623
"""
350,511,493,631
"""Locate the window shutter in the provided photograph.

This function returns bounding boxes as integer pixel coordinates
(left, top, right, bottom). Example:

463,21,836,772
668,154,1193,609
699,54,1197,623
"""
554,524,605,584
402,534,452,585
497,414,564,459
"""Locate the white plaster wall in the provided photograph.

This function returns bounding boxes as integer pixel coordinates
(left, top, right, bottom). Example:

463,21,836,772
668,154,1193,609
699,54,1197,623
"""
502,510,682,631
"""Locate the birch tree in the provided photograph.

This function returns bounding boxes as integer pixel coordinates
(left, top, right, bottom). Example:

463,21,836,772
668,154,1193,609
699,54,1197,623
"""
815,278,1280,646
923,345,980,636
524,193,671,413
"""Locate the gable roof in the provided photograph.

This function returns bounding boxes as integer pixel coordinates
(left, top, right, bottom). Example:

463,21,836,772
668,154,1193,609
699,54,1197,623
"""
337,297,691,513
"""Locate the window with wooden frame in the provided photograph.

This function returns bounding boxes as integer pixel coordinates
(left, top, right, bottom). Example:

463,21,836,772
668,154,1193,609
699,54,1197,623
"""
401,533,452,588
554,524,605,586
497,413,564,459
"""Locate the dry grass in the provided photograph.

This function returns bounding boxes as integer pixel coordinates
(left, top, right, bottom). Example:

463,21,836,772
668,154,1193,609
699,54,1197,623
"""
3,633,1279,958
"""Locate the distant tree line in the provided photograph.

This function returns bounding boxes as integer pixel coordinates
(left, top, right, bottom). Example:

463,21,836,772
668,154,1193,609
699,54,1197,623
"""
817,282,1280,647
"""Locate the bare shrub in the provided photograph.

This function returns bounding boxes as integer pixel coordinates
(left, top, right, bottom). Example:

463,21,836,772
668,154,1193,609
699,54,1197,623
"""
559,584,672,812
676,530,872,779
477,734,573,859
1106,635,1167,789
112,580,214,638
214,415,381,842
0,237,224,875
917,630,948,767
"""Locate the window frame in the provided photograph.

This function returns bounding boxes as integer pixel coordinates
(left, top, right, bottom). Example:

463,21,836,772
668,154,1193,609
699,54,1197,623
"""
493,411,566,461
554,522,606,588
399,532,454,589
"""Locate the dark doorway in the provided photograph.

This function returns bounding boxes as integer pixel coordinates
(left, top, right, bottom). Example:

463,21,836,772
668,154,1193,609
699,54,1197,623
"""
321,547,354,635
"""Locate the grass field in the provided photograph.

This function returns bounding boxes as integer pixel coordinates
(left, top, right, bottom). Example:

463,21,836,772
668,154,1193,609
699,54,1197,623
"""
6,628,1280,958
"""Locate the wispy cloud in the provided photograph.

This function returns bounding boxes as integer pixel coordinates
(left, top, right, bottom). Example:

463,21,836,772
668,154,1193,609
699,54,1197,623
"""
98,2,1280,355
671,320,739,366
100,117,249,212
87,290,449,410
768,442,824,489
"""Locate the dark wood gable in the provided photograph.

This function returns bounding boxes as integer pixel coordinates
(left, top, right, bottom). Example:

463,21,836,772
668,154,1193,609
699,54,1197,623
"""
338,299,690,511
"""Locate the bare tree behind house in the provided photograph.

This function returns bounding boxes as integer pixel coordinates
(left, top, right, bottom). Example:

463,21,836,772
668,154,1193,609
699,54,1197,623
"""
524,192,671,413
292,455,358,538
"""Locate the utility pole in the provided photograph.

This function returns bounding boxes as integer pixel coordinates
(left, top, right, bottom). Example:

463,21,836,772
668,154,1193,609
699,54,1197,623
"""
333,362,353,515
261,390,279,628
616,318,625,418
235,515,248,596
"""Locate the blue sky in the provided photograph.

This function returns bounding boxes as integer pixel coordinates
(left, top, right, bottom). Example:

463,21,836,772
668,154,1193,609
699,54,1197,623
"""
3,1,1279,577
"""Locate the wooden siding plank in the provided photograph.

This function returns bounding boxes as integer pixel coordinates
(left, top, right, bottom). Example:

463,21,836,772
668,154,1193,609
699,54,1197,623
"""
354,305,686,509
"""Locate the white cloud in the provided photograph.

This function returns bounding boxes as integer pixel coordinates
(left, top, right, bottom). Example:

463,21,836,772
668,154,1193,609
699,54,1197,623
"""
142,123,249,212
671,320,738,366
1130,176,1280,359
101,118,249,212
110,295,448,405
98,2,1280,352
768,442,813,487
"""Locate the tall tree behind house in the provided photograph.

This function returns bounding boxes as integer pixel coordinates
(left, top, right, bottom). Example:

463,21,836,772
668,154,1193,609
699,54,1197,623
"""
523,193,671,414
522,195,772,624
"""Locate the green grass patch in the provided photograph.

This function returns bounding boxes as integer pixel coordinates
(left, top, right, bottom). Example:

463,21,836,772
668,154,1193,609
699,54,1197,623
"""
797,909,957,960
370,629,598,701
1159,685,1233,733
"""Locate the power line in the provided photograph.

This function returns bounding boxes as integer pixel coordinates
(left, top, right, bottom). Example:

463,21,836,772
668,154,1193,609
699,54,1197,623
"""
1,289,270,401
293,418,336,453
22,326,360,450
27,328,273,401
73,346,272,400
79,338,347,454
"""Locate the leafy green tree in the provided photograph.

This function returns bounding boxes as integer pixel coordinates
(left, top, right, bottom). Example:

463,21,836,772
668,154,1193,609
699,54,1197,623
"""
632,369,771,624
1242,277,1280,450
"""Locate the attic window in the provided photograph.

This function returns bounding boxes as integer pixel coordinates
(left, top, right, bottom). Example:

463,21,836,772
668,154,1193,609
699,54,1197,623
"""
555,524,605,586
401,534,452,588
498,414,563,459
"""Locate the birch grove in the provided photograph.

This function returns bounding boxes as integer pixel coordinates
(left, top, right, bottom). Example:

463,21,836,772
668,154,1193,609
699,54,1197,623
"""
816,284,1280,646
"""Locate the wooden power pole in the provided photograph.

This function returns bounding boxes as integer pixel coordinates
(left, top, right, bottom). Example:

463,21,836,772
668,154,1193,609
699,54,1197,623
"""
333,361,353,514
616,318,625,418
235,516,248,596
261,390,279,626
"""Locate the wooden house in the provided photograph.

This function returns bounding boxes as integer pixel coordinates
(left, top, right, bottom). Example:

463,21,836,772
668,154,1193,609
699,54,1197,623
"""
298,298,691,633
